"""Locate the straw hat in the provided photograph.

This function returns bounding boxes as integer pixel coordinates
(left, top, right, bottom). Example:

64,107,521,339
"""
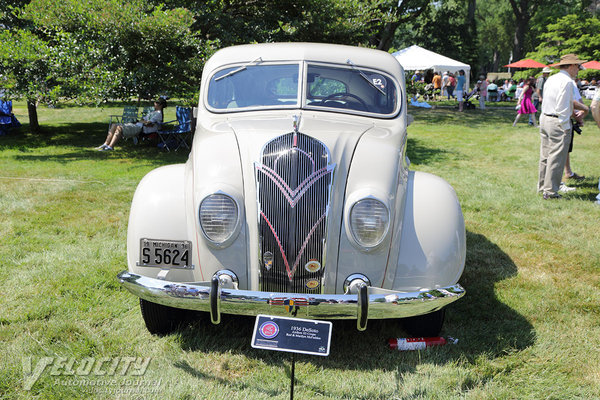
555,53,587,66
541,67,553,74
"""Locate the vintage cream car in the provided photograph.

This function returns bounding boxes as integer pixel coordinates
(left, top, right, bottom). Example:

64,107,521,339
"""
118,43,466,336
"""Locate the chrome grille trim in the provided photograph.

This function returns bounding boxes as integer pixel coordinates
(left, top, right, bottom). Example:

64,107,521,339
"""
255,132,335,293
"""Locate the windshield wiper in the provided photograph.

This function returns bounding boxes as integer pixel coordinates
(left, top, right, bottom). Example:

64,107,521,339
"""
215,57,263,81
346,59,386,95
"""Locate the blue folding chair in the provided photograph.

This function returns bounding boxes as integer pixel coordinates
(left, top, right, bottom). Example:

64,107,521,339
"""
0,100,21,136
157,106,192,151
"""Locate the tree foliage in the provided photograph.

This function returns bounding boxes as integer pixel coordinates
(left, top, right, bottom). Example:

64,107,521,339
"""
0,0,213,131
527,14,600,63
20,0,212,100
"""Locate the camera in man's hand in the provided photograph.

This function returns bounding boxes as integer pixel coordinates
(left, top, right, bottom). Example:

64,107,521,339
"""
572,120,583,135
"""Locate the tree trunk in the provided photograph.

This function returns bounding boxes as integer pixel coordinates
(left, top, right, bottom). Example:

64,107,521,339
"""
376,21,400,51
27,100,40,134
512,16,529,62
492,49,499,72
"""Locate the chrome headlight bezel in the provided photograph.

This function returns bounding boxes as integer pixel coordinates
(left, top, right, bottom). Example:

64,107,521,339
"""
198,192,241,248
347,196,391,251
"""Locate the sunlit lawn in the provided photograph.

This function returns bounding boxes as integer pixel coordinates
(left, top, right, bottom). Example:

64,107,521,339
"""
1,100,599,399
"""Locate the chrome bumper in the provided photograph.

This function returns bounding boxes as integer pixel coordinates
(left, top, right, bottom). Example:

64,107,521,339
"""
118,271,465,331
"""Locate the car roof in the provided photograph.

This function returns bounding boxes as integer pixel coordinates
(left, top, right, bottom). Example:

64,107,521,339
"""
202,42,404,80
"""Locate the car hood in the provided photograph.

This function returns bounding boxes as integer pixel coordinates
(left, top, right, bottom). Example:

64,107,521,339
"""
227,112,374,166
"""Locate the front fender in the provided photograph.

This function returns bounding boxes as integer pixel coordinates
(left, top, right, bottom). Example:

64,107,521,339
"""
393,171,466,291
127,164,195,282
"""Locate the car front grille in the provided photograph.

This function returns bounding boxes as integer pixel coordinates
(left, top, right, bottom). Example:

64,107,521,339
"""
255,132,334,293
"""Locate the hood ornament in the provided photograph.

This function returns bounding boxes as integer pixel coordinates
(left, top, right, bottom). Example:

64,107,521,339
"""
292,115,300,134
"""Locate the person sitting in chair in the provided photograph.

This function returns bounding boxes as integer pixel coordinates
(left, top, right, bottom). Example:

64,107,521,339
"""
97,98,167,151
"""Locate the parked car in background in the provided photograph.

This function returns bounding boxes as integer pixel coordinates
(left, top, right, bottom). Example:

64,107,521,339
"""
118,43,466,336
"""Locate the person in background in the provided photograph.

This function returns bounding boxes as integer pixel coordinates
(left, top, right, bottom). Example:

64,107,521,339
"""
487,81,499,101
447,73,456,100
97,98,167,151
592,87,600,128
411,70,423,82
441,71,449,99
533,67,552,124
538,54,587,200
562,84,588,183
507,80,517,100
432,71,442,100
513,77,537,127
478,76,488,109
455,70,466,111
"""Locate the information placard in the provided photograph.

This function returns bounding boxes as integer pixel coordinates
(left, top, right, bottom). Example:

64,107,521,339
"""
251,315,332,356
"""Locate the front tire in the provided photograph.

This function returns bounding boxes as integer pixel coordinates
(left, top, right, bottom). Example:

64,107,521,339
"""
402,309,446,337
139,299,189,335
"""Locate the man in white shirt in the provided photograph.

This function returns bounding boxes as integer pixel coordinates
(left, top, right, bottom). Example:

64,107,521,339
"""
538,54,587,199
592,88,600,128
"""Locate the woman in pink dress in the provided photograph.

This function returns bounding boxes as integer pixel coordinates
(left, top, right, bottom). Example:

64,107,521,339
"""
513,77,538,127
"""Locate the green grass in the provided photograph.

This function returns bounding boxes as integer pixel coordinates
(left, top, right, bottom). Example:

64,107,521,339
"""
1,101,599,399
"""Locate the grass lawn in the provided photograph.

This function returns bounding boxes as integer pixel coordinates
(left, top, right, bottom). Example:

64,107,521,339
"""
1,101,599,399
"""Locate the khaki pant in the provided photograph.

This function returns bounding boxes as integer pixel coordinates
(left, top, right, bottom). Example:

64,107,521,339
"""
538,115,571,196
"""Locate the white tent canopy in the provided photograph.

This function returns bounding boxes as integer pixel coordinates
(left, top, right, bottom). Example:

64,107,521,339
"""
392,45,471,90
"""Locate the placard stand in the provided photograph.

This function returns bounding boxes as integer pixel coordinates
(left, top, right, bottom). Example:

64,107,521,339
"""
251,312,332,400
289,308,297,400
290,352,295,400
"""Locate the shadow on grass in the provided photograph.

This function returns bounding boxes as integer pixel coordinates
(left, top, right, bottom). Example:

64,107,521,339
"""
408,106,516,127
406,137,452,165
169,231,534,392
0,123,189,165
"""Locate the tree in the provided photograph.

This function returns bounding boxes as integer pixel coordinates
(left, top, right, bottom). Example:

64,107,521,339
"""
21,0,212,100
363,0,432,51
0,0,212,132
0,29,53,133
476,0,514,72
526,14,600,63
149,0,371,47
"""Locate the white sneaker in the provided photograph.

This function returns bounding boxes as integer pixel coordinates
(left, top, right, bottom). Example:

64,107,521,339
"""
96,144,108,150
558,183,576,193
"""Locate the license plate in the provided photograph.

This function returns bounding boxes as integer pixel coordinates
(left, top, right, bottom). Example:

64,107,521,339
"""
138,239,193,269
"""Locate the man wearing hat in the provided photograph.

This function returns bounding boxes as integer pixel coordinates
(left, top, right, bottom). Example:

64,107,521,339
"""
538,54,588,199
533,66,552,116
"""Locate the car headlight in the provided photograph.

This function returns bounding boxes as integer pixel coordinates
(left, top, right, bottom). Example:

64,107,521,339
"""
349,198,390,248
199,193,238,244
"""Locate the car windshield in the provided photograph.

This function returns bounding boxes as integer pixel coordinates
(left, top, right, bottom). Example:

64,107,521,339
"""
306,64,397,115
206,62,398,116
207,64,300,110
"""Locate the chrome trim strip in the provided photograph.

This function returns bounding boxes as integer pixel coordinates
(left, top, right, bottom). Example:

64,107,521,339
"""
118,271,465,322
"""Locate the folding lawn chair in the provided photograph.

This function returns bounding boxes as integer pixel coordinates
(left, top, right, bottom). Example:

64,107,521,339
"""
108,105,138,131
157,106,192,151
0,100,21,136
